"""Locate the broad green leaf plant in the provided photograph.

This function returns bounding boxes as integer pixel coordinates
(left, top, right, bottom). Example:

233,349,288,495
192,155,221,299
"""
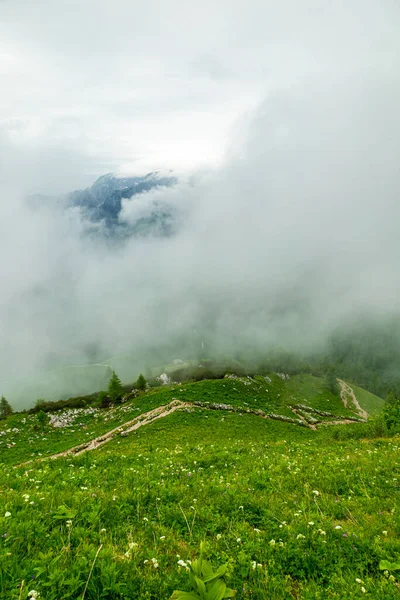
170,543,236,600
379,559,400,571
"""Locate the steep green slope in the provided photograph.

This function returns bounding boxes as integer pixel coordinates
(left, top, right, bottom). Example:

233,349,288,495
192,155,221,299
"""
350,382,385,415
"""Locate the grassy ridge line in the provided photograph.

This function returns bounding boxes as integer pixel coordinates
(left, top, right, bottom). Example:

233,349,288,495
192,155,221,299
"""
17,399,367,467
0,375,379,466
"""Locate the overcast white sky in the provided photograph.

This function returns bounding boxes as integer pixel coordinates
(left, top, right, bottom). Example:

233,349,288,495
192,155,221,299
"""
1,0,399,189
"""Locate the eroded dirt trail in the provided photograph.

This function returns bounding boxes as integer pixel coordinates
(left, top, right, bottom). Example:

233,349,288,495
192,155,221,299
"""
337,379,368,420
18,400,190,465
51,399,191,459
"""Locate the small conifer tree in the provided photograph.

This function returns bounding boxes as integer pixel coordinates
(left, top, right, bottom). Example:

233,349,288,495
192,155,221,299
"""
108,371,123,403
136,373,147,391
0,396,13,419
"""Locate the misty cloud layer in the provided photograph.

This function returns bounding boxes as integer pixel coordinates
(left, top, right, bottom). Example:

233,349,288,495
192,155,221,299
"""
1,1,400,405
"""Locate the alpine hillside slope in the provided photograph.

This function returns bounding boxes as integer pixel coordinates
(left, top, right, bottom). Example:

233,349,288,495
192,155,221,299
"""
0,374,398,600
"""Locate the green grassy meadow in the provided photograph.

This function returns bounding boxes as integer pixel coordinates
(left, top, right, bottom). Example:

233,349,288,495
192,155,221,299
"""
349,383,385,415
0,375,399,599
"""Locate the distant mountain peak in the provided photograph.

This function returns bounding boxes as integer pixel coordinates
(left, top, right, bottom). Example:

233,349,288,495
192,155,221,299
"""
69,171,178,234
